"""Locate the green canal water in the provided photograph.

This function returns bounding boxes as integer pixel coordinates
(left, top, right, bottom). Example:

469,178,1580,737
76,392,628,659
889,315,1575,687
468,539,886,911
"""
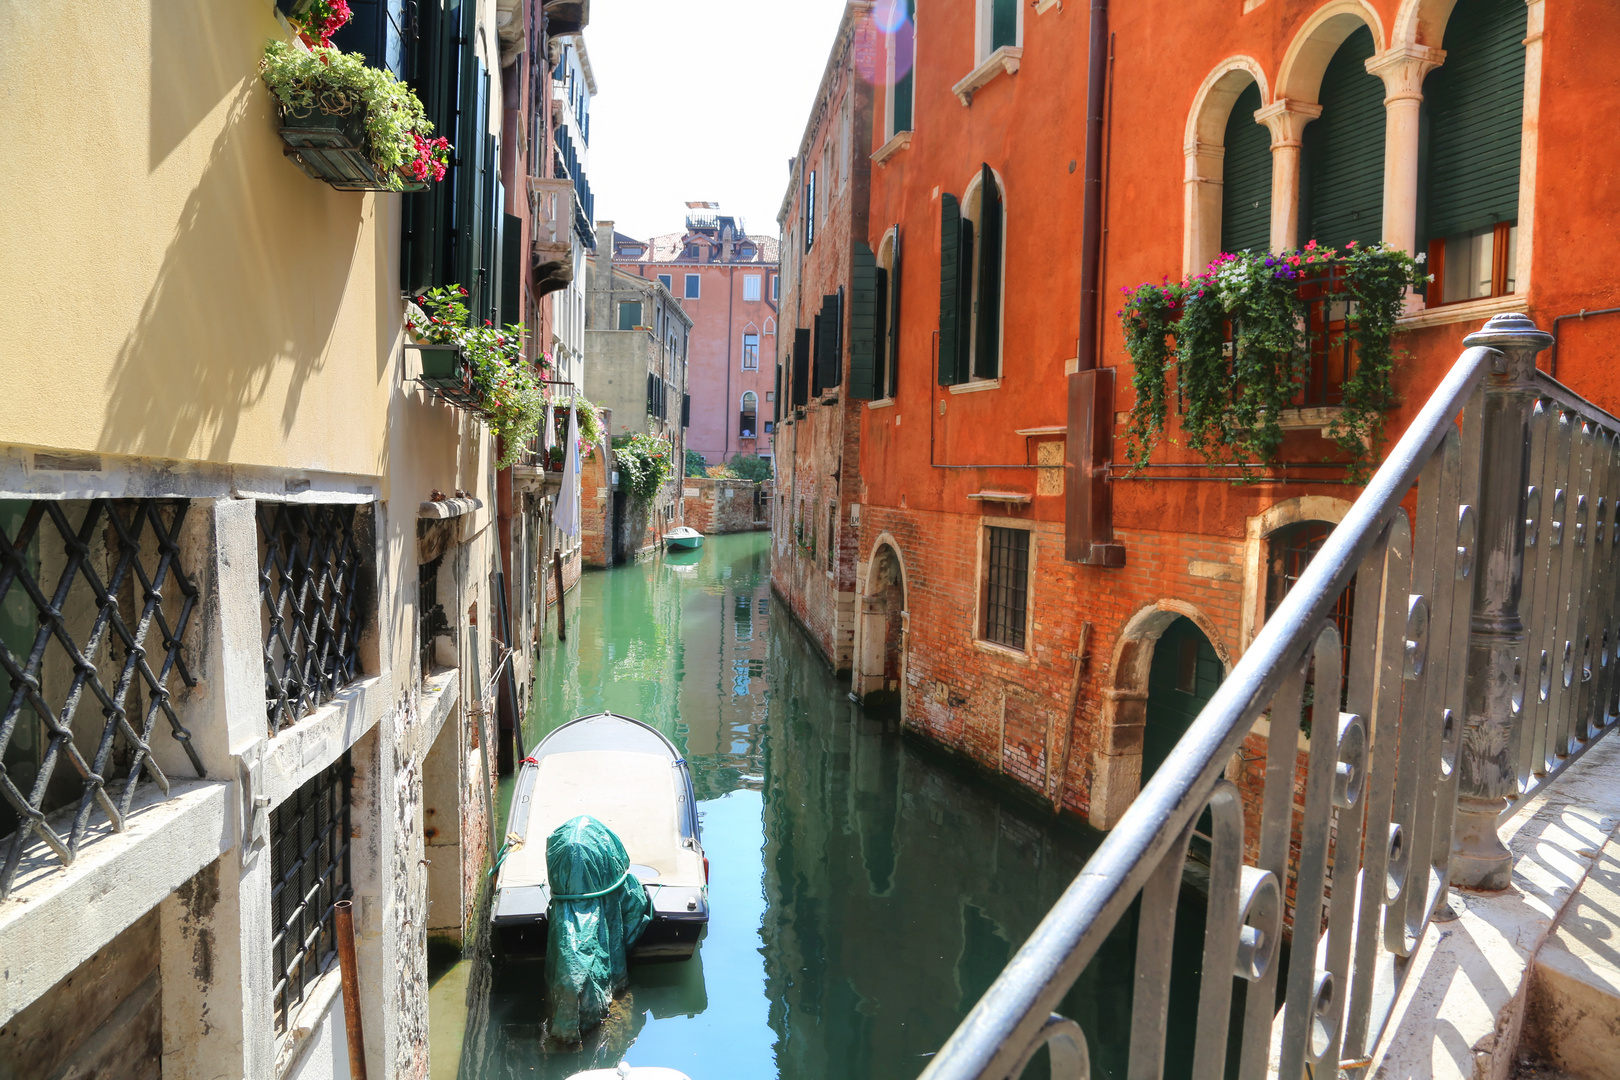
432,532,1209,1080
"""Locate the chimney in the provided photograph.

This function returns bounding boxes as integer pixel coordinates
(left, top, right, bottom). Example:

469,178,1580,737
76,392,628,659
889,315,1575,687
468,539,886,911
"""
591,220,615,330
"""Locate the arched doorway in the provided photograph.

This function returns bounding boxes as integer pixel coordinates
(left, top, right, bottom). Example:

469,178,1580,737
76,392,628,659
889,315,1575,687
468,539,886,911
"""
1142,617,1224,785
857,543,907,709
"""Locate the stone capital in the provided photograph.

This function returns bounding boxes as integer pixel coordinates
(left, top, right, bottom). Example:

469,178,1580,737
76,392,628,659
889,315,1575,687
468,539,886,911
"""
1254,99,1322,148
1183,139,1226,182
1365,45,1446,103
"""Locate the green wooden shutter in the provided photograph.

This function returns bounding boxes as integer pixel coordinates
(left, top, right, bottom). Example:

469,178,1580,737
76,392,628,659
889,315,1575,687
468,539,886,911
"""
814,297,839,395
939,194,961,385
892,1,915,133
991,0,1017,51
792,327,811,406
850,243,879,400
887,228,903,399
1302,26,1383,251
1221,82,1272,254
974,164,1002,380
500,212,521,326
873,266,889,400
1423,0,1526,240
401,0,461,294
829,291,845,390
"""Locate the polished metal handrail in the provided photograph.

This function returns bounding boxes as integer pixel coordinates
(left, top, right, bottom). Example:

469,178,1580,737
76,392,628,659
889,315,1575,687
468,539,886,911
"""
920,315,1606,1080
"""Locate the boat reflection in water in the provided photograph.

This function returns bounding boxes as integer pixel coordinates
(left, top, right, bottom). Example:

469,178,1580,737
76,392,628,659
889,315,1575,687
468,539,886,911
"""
448,535,1207,1080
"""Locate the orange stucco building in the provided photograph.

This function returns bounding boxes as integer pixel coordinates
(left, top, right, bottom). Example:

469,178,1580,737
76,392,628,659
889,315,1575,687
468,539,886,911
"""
806,0,1620,828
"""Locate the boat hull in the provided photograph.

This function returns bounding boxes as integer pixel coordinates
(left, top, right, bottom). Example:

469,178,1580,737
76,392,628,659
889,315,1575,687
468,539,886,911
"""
491,713,708,961
665,530,703,551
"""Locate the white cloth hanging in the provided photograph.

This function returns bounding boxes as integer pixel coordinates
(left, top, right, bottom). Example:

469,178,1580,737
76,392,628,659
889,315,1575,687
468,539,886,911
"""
558,402,581,541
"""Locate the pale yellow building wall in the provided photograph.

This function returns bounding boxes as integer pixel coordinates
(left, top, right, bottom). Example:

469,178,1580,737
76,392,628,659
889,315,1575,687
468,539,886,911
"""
1,0,409,479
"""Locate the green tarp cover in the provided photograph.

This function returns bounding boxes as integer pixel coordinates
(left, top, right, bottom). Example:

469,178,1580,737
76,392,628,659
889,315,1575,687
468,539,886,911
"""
545,815,653,1042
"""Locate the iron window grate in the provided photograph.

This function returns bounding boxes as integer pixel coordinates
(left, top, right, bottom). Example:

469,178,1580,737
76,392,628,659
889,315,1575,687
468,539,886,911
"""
270,753,353,1033
258,503,364,734
984,526,1030,651
0,499,202,899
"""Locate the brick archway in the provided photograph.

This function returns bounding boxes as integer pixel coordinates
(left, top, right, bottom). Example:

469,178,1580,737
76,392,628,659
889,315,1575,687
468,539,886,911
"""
1090,601,1232,829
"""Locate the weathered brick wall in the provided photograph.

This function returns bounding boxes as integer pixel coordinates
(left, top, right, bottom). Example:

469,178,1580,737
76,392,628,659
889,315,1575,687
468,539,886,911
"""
768,15,873,676
581,448,611,568
855,504,1283,833
682,476,768,534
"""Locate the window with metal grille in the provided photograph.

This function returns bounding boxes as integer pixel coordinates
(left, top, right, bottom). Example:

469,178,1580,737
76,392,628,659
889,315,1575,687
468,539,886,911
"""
1266,520,1355,702
0,498,203,900
418,554,446,680
982,527,1030,651
258,504,365,734
270,753,353,1033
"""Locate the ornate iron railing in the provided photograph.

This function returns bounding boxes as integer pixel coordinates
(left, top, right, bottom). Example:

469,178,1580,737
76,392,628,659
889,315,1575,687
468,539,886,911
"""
0,499,203,899
922,314,1611,1079
258,503,365,734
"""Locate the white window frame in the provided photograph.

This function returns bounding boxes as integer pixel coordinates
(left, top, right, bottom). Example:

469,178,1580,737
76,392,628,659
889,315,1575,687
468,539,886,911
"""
744,274,762,302
975,0,1023,63
684,273,701,299
657,273,673,291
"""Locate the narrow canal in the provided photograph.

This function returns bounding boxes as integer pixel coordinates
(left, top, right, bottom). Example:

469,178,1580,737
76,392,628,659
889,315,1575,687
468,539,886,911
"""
433,532,1207,1080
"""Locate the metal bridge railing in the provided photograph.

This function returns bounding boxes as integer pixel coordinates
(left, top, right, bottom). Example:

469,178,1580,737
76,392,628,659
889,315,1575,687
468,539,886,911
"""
921,314,1616,1080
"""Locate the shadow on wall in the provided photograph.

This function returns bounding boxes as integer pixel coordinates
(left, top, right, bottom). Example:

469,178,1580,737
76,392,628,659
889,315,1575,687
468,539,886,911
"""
102,0,366,463
150,0,239,171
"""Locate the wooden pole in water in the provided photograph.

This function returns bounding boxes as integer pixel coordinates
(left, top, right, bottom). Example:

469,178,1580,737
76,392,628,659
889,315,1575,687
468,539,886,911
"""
334,899,368,1080
553,550,567,641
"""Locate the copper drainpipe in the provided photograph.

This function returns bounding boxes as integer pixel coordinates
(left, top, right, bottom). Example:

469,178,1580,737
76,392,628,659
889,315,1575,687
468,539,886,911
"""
334,899,367,1080
1065,0,1125,567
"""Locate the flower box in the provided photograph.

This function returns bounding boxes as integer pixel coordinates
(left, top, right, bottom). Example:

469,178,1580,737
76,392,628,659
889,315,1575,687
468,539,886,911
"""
408,343,492,417
278,108,429,193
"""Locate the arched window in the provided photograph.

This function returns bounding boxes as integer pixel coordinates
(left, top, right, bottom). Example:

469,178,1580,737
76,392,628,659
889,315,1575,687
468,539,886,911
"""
938,165,1004,385
1421,0,1527,305
1301,26,1384,250
877,227,901,399
885,0,917,140
739,392,757,438
763,317,775,336
1221,81,1272,255
1266,520,1354,714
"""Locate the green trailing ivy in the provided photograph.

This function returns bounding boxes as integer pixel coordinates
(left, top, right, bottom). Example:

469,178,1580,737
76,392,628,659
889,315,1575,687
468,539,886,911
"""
612,432,674,502
1119,243,1428,482
408,286,551,467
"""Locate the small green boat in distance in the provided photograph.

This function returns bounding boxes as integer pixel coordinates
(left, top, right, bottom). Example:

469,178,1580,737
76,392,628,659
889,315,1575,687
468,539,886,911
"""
665,526,704,551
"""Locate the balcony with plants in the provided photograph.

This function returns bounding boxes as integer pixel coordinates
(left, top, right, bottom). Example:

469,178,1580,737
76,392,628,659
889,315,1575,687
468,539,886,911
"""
1120,242,1428,482
406,286,551,467
260,1,449,193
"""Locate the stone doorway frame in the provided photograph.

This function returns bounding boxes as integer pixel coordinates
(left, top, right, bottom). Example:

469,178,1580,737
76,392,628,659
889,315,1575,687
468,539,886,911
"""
853,533,910,711
1090,600,1231,829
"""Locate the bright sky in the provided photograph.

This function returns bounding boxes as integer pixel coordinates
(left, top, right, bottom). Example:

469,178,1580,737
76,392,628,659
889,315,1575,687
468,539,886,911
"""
579,0,847,244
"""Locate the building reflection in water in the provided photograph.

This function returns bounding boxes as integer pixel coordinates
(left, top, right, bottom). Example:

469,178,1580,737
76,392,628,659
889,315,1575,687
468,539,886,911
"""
454,535,1203,1080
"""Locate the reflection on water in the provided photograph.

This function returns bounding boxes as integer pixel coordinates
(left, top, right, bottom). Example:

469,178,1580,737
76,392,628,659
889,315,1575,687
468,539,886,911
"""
446,533,1203,1080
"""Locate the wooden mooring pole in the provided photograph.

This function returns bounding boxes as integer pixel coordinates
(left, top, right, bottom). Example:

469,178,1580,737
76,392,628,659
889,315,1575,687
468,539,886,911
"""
553,550,567,642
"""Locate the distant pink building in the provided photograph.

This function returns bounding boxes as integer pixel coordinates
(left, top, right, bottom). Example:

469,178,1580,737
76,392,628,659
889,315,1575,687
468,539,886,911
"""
615,204,780,466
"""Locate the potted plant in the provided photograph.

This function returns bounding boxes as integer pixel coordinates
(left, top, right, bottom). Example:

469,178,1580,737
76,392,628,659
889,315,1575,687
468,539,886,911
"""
261,38,449,192
407,286,552,467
